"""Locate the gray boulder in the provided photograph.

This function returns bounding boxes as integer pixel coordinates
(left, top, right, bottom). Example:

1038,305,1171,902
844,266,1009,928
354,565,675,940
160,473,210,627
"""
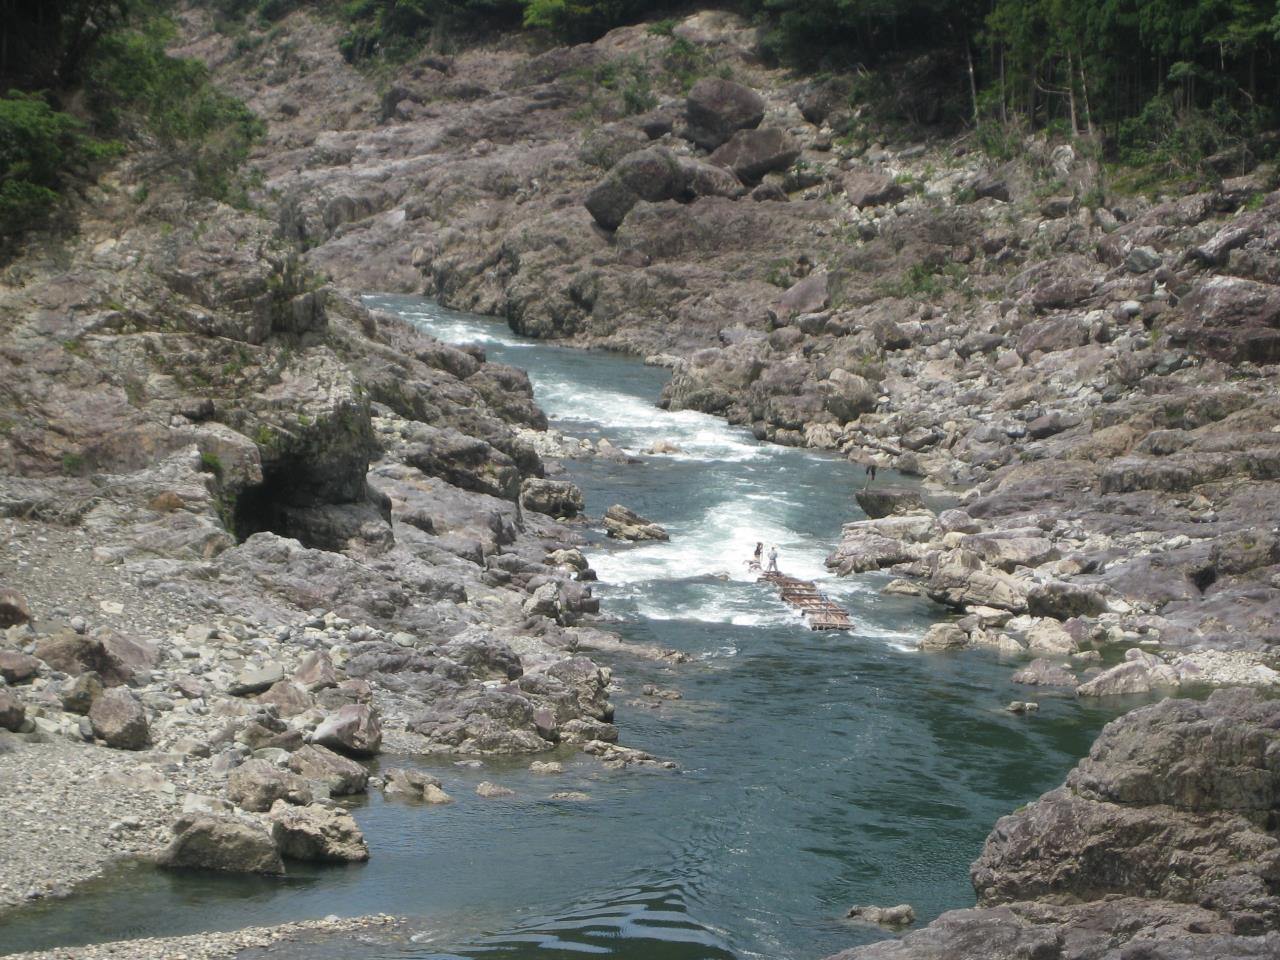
1027,581,1108,619
312,703,382,757
0,588,31,628
0,689,25,732
584,147,685,231
158,813,284,875
0,651,39,685
603,504,669,541
88,687,149,750
1076,649,1179,697
269,801,368,862
684,77,765,150
708,128,800,184
227,759,313,812
383,767,453,803
678,158,746,200
520,478,585,518
844,171,906,208
59,670,104,714
288,744,369,795
856,487,926,519
1011,658,1078,688
973,690,1280,925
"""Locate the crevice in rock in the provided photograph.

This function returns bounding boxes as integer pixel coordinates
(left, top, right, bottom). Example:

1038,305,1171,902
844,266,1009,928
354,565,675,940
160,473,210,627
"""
231,461,393,554
231,465,294,544
1190,564,1218,594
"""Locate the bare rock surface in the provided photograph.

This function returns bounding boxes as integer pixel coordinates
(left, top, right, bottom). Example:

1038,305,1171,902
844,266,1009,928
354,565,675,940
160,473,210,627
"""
828,689,1280,959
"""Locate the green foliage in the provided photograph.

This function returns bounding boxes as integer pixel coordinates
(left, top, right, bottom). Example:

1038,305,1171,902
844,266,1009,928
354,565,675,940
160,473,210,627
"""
0,92,90,233
60,452,86,475
522,0,659,41
88,21,266,201
200,451,225,479
0,0,132,91
337,0,525,63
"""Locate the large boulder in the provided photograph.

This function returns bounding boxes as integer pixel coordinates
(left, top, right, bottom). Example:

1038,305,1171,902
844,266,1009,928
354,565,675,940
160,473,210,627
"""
402,425,521,501
88,687,149,750
1011,658,1078,688
269,801,368,862
1024,619,1079,655
856,487,926,519
776,272,830,321
708,128,800,184
603,504,669,541
843,171,906,208
520,478,585,518
826,690,1280,960
294,651,338,692
678,158,746,200
311,703,382,757
33,629,159,687
383,767,453,803
919,623,968,651
288,744,369,795
59,670,104,714
1076,649,1179,697
1026,581,1108,619
972,690,1280,926
0,650,39,685
585,146,686,231
227,759,314,813
157,813,284,875
1174,275,1280,363
926,551,1028,612
684,77,765,150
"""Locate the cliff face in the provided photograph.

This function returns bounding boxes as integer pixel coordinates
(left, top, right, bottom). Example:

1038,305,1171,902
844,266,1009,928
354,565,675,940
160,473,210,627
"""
829,689,1280,959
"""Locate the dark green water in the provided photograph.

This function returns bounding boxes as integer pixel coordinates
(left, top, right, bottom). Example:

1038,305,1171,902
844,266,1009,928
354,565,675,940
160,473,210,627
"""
0,298,1141,959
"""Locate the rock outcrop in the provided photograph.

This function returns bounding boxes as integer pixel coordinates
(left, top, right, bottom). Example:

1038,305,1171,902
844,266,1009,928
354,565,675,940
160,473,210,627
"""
828,689,1280,959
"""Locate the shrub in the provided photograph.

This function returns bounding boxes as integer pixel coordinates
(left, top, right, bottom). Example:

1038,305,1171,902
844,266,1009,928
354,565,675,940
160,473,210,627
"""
87,23,265,201
0,91,106,235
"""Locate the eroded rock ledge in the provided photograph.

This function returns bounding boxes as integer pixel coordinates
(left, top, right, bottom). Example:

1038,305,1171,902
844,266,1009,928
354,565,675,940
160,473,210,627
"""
827,688,1280,959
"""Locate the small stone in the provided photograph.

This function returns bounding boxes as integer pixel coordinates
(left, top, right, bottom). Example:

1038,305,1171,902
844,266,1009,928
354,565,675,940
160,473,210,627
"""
476,781,515,798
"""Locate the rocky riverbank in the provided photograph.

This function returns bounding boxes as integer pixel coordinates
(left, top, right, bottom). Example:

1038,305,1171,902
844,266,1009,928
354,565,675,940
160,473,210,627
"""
6,915,401,960
3,2,1279,956
170,4,1280,691
0,21,677,921
827,688,1280,959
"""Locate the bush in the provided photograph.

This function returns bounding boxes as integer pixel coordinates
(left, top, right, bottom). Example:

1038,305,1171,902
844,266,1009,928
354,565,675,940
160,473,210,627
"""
0,92,92,234
88,23,265,201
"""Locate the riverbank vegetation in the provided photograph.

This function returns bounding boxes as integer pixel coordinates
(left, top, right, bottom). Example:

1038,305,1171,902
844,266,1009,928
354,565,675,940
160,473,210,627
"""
0,1,264,242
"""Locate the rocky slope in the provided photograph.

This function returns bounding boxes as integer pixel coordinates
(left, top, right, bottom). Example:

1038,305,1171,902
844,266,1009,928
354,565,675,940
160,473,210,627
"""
169,5,1280,699
0,33,673,909
828,688,1280,959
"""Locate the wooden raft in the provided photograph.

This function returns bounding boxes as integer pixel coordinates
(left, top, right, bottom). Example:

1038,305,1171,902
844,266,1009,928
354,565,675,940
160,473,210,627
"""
757,571,854,631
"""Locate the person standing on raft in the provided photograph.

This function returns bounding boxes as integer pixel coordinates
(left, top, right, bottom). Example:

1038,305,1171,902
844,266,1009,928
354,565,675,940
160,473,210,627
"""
766,545,779,573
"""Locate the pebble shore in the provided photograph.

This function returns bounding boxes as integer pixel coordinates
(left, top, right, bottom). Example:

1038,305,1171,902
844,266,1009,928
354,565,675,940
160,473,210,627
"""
5,915,401,960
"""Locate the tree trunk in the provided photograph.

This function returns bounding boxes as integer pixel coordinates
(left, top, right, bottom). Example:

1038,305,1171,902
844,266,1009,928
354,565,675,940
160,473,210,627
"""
966,37,980,125
1077,50,1095,138
1066,51,1079,136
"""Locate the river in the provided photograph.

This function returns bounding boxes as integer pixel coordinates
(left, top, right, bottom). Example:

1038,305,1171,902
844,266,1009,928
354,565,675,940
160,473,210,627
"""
0,297,1131,959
